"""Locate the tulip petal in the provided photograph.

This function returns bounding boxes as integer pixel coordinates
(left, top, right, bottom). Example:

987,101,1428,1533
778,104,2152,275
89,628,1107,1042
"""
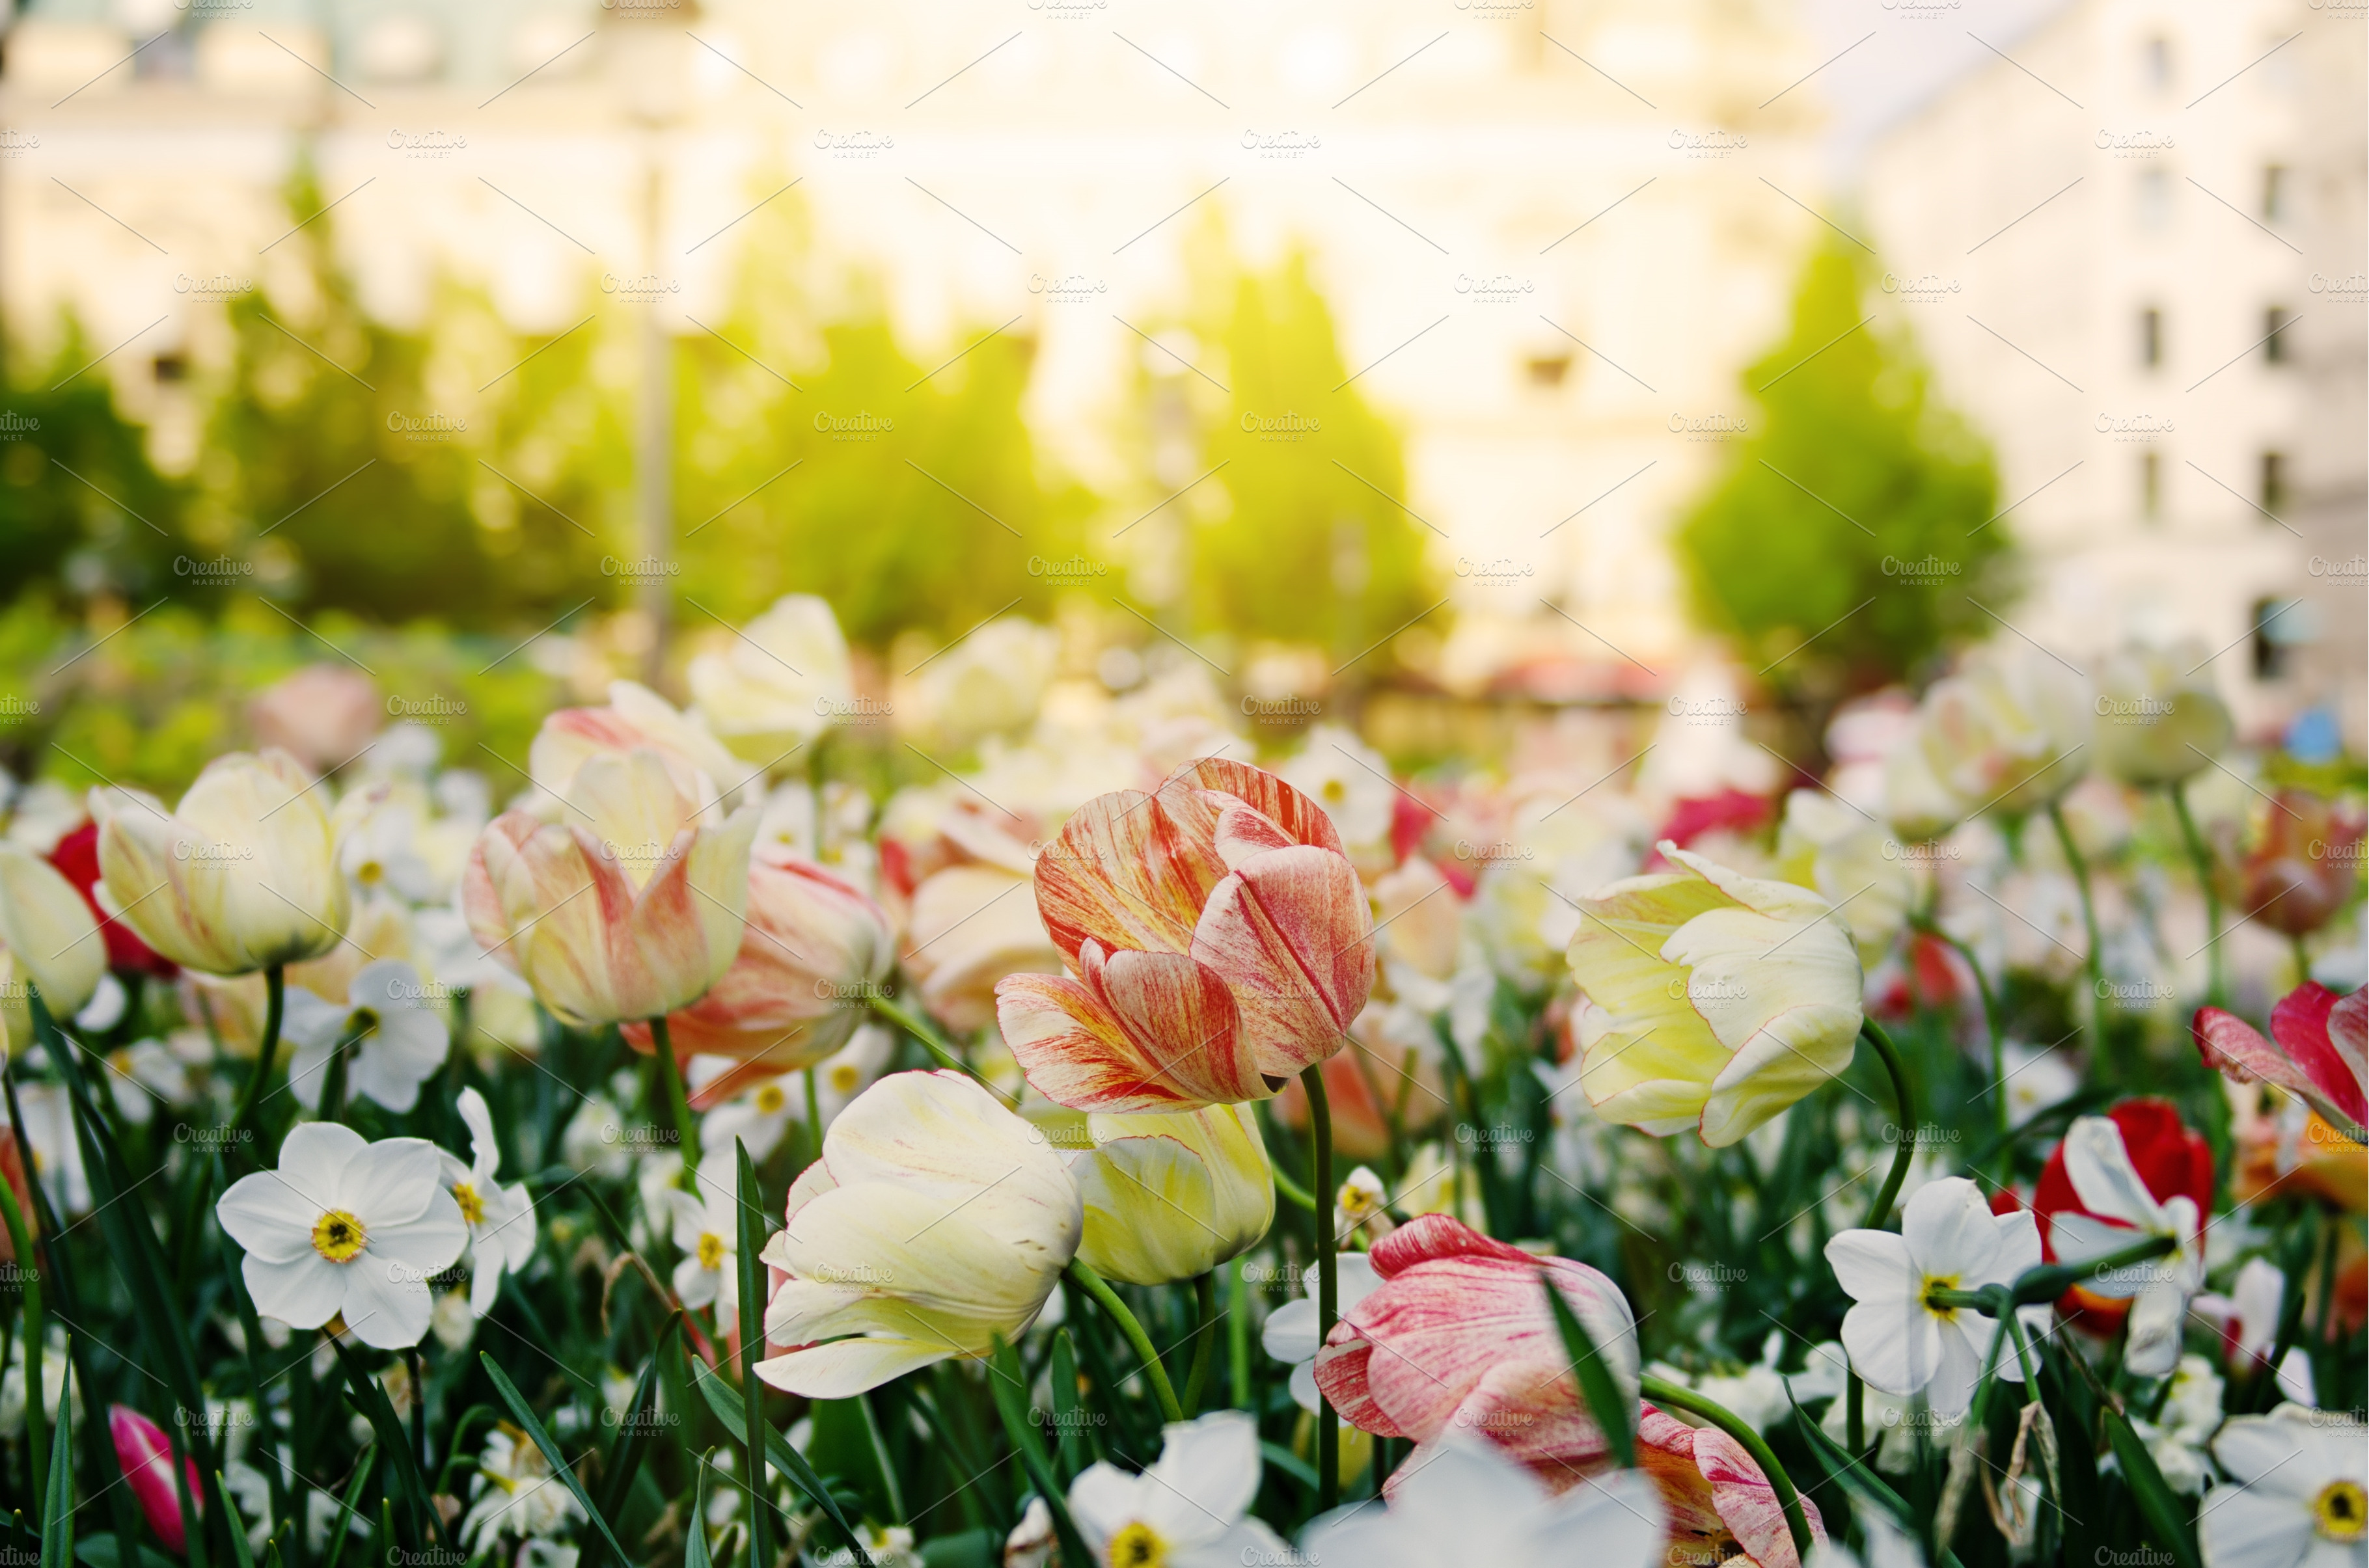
1192,845,1375,1076
1165,756,1349,858
2271,983,2368,1125
2193,1006,2353,1127
1031,790,1224,963
997,953,1263,1111
756,1336,955,1399
1695,1423,1824,1568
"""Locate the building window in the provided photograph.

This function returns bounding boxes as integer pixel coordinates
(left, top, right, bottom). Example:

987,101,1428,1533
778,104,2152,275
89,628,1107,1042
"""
1525,354,1571,388
2140,450,2162,519
2261,450,2287,515
2253,597,2308,681
2140,307,2163,368
2143,36,2172,92
2136,169,2171,232
2263,165,2290,223
2264,306,2294,364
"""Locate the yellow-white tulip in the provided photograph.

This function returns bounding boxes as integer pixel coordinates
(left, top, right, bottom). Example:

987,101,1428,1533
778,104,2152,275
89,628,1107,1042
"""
1567,841,1863,1147
2092,642,2232,787
1071,1103,1275,1285
1773,790,1923,958
687,595,856,759
758,1070,1080,1398
0,844,107,1018
91,750,351,976
1910,643,2093,818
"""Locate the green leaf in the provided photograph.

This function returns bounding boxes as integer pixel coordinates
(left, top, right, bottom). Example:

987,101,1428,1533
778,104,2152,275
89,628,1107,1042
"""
477,1353,635,1567
1049,1332,1088,1484
73,1539,180,1568
983,1339,1095,1568
316,1445,379,1568
1258,1442,1320,1493
330,1340,441,1550
594,1312,682,1541
693,1366,873,1562
1540,1273,1635,1468
215,1474,256,1568
733,1145,774,1568
40,1361,74,1568
683,1453,715,1568
1785,1381,1919,1534
2103,1405,2202,1568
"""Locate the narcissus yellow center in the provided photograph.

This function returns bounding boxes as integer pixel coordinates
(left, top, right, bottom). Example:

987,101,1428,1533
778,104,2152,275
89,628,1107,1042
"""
1920,1274,1963,1319
312,1210,367,1262
2314,1480,2366,1541
830,1064,860,1094
696,1232,727,1271
754,1084,787,1115
453,1182,486,1226
355,859,385,887
346,1007,381,1041
1108,1521,1166,1568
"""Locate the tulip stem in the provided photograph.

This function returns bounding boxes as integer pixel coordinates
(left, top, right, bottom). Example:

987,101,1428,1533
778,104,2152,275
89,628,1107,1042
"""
2047,802,2106,1036
1915,918,2009,1147
1859,1018,1915,1231
2169,780,2226,1008
0,1163,45,1504
868,995,1000,1094
229,965,286,1149
1302,1062,1338,1513
1064,1260,1183,1424
1639,1375,1816,1563
1183,1271,1217,1417
649,1016,698,1189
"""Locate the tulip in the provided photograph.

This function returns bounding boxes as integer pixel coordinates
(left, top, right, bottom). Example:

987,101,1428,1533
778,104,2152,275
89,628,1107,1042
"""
687,595,857,759
1314,1214,1639,1492
903,864,1064,1033
2217,791,2364,939
1071,1102,1274,1285
623,849,894,1090
1910,643,2093,818
995,757,1376,1113
463,747,760,1027
1566,840,1863,1148
247,664,381,773
91,750,351,977
47,822,174,978
530,680,748,807
1637,1405,1827,1568
1882,729,1969,843
899,615,1059,748
756,1070,1081,1398
2032,1098,2215,1333
2197,984,2367,1141
0,843,107,1019
2043,1115,2207,1377
110,1404,202,1554
1773,789,1921,957
2092,643,2233,787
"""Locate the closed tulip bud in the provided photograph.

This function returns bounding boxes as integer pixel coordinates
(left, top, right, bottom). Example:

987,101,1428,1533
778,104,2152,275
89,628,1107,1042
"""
463,747,760,1026
1773,790,1922,958
0,843,107,1017
625,848,895,1093
92,750,351,976
687,595,857,759
531,681,748,806
2093,643,2232,787
758,1070,1082,1397
1567,841,1863,1148
1911,644,2093,817
1071,1102,1275,1284
996,758,1375,1113
109,1404,201,1554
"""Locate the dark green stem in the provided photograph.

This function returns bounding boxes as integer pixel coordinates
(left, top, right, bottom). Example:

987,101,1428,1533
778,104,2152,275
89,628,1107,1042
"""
1304,1061,1338,1511
228,965,286,1146
1183,1271,1218,1417
1064,1260,1183,1424
2169,781,2226,1007
650,1014,698,1189
1860,1018,1915,1230
1641,1375,1814,1561
868,994,1004,1094
0,1166,44,1502
1917,918,2008,1146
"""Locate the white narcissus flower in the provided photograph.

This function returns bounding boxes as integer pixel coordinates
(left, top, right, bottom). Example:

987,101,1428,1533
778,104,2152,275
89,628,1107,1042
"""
1259,1250,1382,1414
215,1124,468,1350
439,1087,535,1316
1335,1162,1391,1243
1065,1411,1289,1568
2045,1115,2206,1377
1304,1431,1669,1568
282,959,451,1114
91,750,352,976
459,1424,587,1551
1825,1176,2040,1415
2200,1408,2368,1568
666,1179,743,1332
1567,840,1864,1147
757,1070,1082,1398
1069,1102,1275,1286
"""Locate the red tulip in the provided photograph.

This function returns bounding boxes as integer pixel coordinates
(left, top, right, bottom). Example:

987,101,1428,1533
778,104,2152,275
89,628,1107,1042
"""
994,758,1375,1112
2195,983,2367,1134
2032,1098,2213,1326
2217,791,2364,938
1637,1406,1826,1568
49,823,176,979
1313,1214,1638,1493
109,1404,200,1554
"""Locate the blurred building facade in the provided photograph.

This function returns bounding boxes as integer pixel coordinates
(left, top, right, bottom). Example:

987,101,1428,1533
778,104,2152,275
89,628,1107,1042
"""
0,0,1831,697
1864,0,2366,748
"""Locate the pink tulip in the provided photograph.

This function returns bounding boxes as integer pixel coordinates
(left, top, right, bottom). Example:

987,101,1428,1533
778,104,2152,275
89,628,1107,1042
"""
2195,984,2366,1134
1313,1214,1639,1494
247,664,381,772
623,848,894,1101
1637,1406,1826,1568
994,758,1375,1113
109,1405,201,1554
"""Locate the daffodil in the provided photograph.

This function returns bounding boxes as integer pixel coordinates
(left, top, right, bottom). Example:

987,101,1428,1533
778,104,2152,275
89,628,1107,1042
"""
439,1087,535,1315
282,958,451,1114
1825,1176,2040,1414
2200,1408,2369,1568
1065,1411,1290,1568
666,1179,744,1332
2044,1114,2206,1377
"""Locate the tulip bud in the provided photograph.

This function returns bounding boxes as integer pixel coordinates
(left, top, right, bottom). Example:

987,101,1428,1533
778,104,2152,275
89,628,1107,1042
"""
1912,644,2094,818
1071,1102,1276,1284
2092,643,2233,787
1567,840,1863,1147
464,747,760,1026
687,595,857,759
109,1404,201,1554
91,750,351,977
0,843,107,1018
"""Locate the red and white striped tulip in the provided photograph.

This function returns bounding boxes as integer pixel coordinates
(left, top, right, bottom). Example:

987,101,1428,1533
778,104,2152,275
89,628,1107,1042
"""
109,1404,202,1554
463,748,759,1027
1314,1214,1640,1493
1636,1407,1826,1568
994,758,1375,1113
